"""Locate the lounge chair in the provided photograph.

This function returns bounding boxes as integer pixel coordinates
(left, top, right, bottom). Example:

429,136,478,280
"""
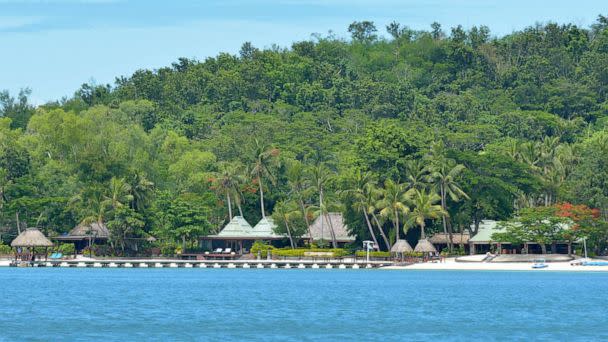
223,248,232,254
50,252,63,260
214,248,223,253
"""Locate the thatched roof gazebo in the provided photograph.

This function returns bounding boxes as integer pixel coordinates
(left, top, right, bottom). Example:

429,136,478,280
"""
11,228,54,262
11,228,53,248
414,239,437,254
390,239,413,253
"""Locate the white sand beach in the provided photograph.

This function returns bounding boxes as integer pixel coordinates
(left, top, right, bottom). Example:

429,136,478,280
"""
382,257,608,272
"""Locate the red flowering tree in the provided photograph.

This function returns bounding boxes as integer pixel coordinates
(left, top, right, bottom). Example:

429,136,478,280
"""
554,203,608,255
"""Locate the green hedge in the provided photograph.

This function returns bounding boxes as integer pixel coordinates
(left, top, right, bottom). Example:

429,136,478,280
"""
355,251,391,258
272,248,349,258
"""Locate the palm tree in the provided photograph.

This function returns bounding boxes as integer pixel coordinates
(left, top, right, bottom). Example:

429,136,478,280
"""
128,171,154,212
429,159,469,251
378,179,409,245
212,162,245,219
272,201,300,249
365,192,391,251
406,188,446,240
404,159,429,191
344,170,380,250
308,163,338,248
250,139,279,218
102,177,133,211
285,160,314,244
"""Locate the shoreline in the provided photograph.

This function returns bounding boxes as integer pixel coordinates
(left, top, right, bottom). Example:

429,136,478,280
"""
382,257,608,272
2,256,608,272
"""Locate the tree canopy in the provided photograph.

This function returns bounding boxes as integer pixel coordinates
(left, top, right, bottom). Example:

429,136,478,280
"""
2,16,608,254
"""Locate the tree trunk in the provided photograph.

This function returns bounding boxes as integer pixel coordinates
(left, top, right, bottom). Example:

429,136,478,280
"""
372,213,391,250
447,219,455,253
541,243,547,254
420,222,426,239
284,219,295,249
299,199,313,245
324,213,338,248
257,172,265,218
394,211,400,243
226,192,233,219
363,212,380,251
237,203,244,217
15,211,21,234
440,184,452,252
182,235,187,253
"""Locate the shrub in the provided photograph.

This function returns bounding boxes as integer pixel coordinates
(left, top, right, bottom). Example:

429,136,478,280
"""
0,244,12,255
81,245,112,257
251,241,275,256
57,243,75,255
403,251,424,257
80,246,95,257
160,243,178,256
440,247,466,256
355,251,390,258
272,248,349,258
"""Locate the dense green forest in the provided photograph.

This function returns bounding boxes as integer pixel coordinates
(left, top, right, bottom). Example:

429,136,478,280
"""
2,17,608,254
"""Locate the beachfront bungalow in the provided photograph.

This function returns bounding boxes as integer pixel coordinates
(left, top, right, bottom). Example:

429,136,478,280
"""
429,232,470,253
200,216,284,255
468,220,575,255
303,213,355,247
468,220,509,255
54,222,109,252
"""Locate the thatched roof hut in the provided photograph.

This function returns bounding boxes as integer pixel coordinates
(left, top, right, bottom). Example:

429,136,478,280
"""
414,239,437,253
390,239,413,253
68,222,110,239
305,213,355,242
11,228,53,247
429,232,470,245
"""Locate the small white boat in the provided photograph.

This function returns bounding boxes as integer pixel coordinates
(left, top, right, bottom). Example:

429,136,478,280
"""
532,259,548,269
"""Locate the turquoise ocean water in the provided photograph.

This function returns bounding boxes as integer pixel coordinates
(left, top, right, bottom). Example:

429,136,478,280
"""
0,268,607,341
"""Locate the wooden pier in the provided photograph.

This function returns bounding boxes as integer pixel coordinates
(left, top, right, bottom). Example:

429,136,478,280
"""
15,258,392,269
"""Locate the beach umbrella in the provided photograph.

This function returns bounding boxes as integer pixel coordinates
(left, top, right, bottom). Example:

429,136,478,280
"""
390,239,413,253
414,239,437,253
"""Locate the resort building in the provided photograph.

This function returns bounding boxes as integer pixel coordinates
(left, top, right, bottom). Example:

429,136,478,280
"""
429,232,470,253
200,216,284,255
200,213,356,254
468,220,576,255
468,220,509,254
54,222,110,252
303,213,355,246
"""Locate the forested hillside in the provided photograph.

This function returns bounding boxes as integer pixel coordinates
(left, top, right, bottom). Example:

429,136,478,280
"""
2,17,608,253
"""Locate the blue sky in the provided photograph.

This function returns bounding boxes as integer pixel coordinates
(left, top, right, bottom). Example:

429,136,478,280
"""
0,0,606,104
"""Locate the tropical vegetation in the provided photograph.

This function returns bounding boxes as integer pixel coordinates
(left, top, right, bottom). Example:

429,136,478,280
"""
2,17,608,254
